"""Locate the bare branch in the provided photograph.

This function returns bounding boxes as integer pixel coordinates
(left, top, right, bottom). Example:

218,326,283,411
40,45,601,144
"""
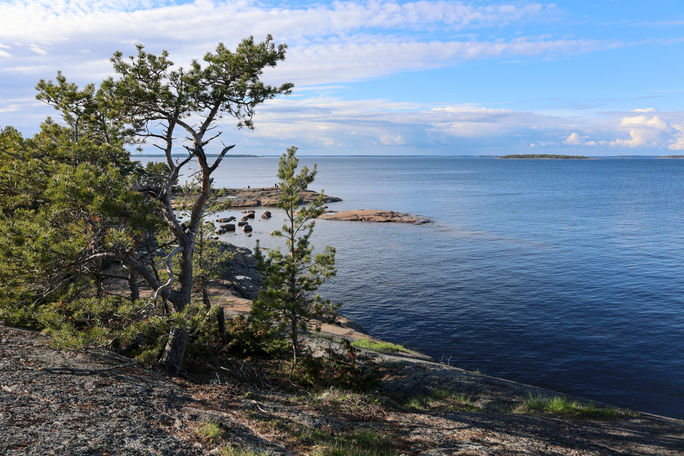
173,117,200,143
151,245,183,306
198,102,221,137
160,160,190,240
175,153,193,170
163,119,177,170
201,130,222,147
82,252,116,262
209,144,235,173
42,361,136,375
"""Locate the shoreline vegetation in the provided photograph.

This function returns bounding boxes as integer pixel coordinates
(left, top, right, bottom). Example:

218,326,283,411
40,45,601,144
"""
2,37,683,456
500,154,590,159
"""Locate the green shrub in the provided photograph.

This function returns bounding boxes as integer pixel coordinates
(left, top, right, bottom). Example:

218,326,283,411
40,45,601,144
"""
36,296,239,366
289,348,380,392
223,314,288,357
37,296,159,350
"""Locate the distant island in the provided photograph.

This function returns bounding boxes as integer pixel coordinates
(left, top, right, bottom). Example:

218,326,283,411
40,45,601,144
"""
659,155,684,159
500,154,589,159
134,153,259,158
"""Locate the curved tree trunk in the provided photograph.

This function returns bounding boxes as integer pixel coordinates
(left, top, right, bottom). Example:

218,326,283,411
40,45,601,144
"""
159,327,188,375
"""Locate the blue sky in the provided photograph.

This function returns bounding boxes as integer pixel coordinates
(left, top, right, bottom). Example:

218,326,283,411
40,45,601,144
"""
1,1,684,155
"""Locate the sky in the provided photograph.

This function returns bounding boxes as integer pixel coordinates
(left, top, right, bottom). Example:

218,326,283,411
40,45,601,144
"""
1,0,684,156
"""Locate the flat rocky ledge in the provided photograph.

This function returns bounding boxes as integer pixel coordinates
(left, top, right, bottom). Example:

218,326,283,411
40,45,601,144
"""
216,187,342,208
2,323,683,455
319,209,431,224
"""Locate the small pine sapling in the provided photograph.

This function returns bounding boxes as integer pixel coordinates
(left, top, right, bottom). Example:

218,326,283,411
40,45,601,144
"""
251,146,339,364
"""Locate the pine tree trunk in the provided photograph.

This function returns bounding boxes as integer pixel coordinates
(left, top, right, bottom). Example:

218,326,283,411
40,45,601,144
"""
160,327,188,375
128,270,139,302
175,239,195,312
202,285,211,308
216,306,226,341
290,315,299,365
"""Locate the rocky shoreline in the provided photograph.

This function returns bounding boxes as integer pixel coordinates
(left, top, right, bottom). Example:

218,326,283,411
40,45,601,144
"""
1,322,682,455
320,209,431,224
215,187,342,208
2,243,682,455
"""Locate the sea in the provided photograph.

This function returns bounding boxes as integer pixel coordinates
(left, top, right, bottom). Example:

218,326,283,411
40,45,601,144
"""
141,155,684,418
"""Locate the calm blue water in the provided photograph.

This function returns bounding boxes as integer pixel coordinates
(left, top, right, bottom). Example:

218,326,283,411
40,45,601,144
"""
147,156,684,418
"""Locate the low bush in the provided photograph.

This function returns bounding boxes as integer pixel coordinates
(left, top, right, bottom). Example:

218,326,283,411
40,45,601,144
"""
289,345,380,392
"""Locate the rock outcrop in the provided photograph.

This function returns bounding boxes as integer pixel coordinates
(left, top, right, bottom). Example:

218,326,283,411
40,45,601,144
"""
320,209,431,225
218,243,261,299
216,187,341,208
2,321,682,456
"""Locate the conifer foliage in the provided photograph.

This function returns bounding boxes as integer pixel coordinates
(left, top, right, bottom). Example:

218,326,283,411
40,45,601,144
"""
252,147,339,363
0,37,292,374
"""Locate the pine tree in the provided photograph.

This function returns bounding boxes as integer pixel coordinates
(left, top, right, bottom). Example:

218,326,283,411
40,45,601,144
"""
1,37,292,374
251,147,339,363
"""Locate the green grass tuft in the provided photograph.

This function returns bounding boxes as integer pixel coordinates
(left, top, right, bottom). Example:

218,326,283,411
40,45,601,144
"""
516,394,636,418
312,429,396,456
198,421,222,440
351,338,411,354
218,445,271,456
402,388,482,412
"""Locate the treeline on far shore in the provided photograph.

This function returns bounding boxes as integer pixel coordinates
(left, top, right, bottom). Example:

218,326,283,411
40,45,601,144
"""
499,154,590,159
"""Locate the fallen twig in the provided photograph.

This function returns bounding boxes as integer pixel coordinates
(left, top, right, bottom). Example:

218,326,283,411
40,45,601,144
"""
41,360,136,375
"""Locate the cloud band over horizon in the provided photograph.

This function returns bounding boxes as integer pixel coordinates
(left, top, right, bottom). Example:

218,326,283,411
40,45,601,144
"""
1,0,684,155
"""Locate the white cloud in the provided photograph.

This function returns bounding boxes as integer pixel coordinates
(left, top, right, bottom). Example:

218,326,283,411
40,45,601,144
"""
215,96,597,154
0,0,605,87
563,131,607,147
0,104,20,113
0,42,10,58
564,132,582,145
380,134,405,145
0,1,558,44
556,110,684,152
668,124,684,150
610,113,670,148
29,44,48,56
1,1,681,155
